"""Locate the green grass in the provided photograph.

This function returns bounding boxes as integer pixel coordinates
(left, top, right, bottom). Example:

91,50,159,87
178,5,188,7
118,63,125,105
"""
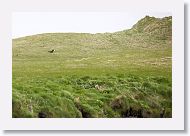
12,16,172,118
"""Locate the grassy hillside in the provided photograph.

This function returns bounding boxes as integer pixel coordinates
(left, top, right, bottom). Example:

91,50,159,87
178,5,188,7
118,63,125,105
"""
12,16,172,118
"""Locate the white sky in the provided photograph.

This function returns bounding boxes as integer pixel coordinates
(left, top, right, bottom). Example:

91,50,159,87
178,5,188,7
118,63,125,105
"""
12,12,171,38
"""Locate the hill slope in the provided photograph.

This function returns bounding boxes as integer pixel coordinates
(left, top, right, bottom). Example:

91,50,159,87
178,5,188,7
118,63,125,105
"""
12,16,172,118
13,16,172,48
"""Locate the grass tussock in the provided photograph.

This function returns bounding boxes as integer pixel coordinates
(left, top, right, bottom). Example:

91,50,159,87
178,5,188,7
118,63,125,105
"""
13,75,172,118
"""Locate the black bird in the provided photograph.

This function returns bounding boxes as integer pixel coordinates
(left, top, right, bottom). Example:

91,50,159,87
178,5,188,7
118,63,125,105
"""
48,49,55,53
